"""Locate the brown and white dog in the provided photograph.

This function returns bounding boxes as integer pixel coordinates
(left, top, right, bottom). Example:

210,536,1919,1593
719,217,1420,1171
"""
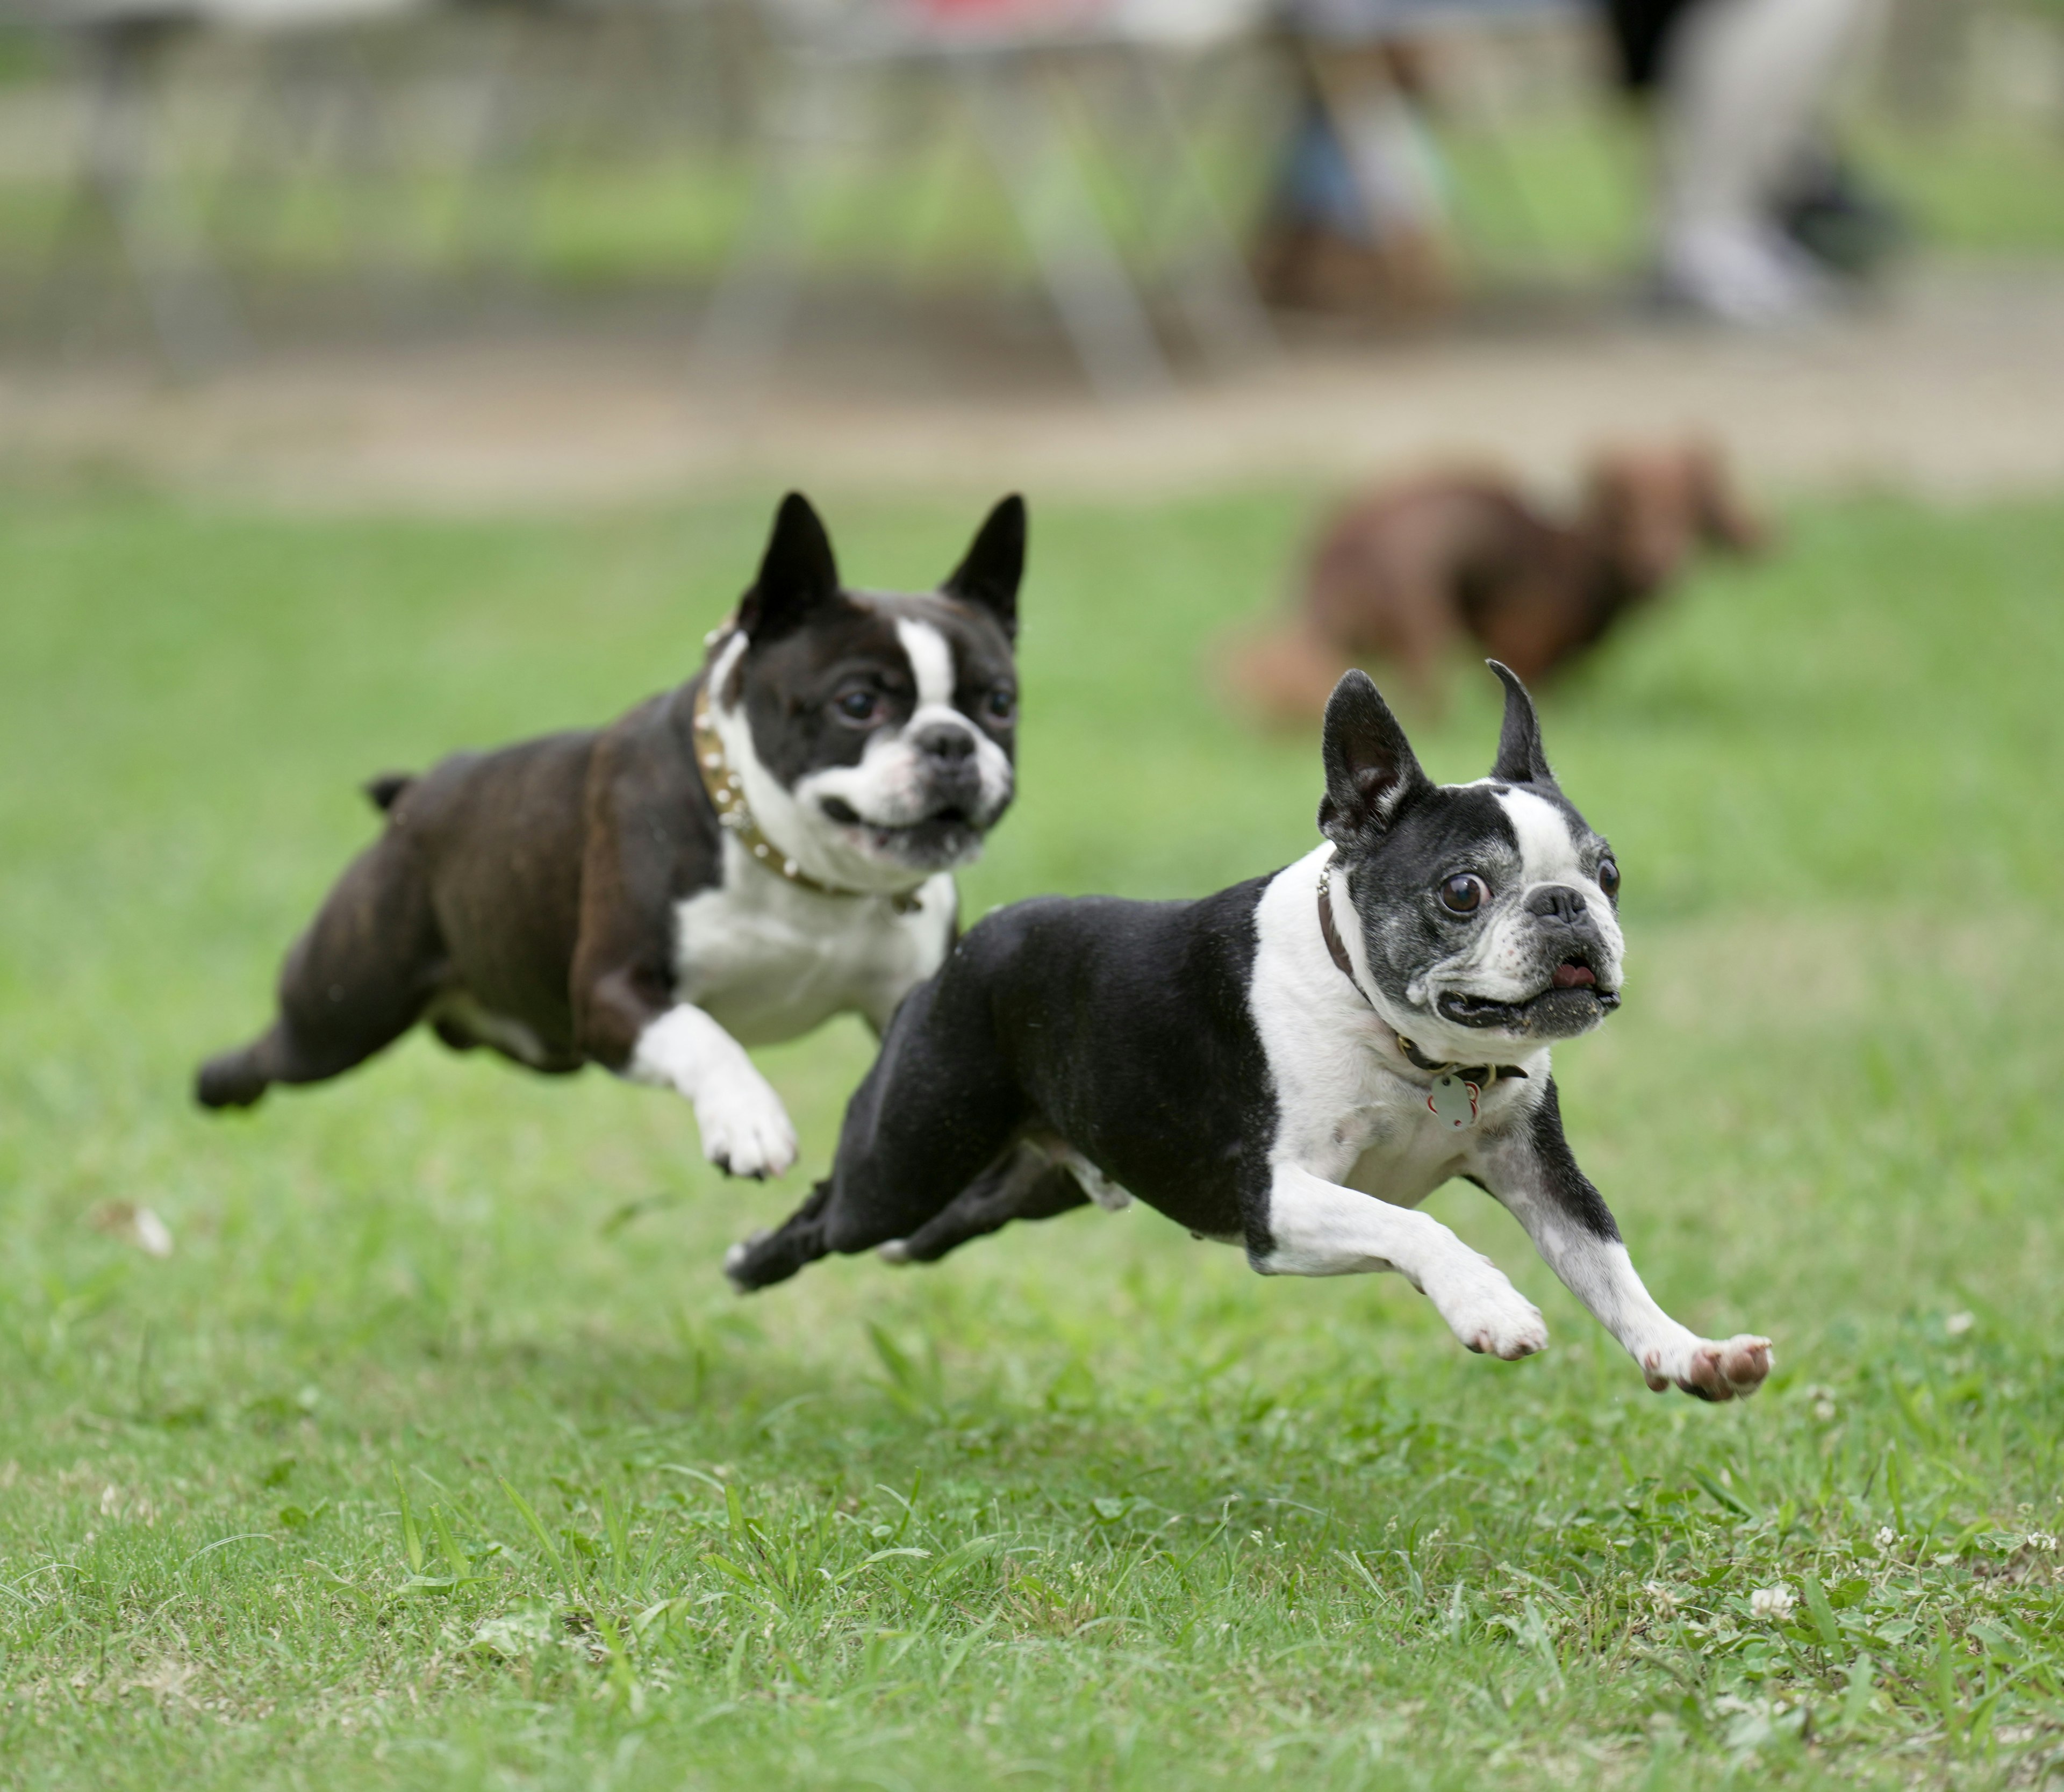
1222,440,1765,723
195,493,1026,1180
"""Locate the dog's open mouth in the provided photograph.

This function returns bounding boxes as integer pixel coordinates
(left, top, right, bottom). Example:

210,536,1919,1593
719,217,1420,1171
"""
821,797,985,865
1436,958,1621,1033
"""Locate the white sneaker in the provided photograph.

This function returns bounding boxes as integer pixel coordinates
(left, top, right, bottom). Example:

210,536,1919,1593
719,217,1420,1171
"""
1659,219,1831,326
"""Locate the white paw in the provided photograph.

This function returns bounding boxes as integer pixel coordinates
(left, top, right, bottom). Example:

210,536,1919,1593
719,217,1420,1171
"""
1641,1332,1773,1401
1427,1255,1549,1361
877,1239,912,1265
693,1071,798,1180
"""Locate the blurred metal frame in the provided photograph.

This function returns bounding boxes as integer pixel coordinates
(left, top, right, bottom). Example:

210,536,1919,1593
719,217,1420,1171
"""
10,2,248,371
7,0,432,370
694,0,1280,400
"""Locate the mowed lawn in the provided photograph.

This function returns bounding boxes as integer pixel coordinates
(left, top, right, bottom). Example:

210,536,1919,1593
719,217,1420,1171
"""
2,488,2061,1791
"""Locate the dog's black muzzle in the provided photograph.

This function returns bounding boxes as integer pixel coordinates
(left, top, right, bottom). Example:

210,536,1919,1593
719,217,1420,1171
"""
1437,889,1620,1036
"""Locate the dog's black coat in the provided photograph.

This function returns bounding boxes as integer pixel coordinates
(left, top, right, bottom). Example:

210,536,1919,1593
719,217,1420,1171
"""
733,880,1277,1288
724,666,1773,1410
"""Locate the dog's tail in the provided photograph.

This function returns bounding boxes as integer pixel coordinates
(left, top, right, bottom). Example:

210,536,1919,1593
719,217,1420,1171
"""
362,772,415,815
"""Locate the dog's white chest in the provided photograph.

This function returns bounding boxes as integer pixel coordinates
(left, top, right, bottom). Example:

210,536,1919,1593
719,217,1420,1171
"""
1332,1078,1473,1206
671,861,952,1045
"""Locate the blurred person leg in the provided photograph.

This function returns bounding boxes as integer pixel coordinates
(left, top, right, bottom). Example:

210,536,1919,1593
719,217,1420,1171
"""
1312,45,1450,314
1648,0,1879,323
1259,5,1451,318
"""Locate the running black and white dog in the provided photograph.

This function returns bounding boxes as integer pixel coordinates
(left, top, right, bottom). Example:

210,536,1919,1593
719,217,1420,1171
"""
195,493,1024,1181
727,663,1772,1400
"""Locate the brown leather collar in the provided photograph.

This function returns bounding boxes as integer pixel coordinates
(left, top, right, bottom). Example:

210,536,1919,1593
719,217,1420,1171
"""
693,684,923,915
1316,855,1526,1085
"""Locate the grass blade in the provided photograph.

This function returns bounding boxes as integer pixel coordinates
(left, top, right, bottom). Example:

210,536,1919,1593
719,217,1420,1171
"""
502,1478,575,1604
391,1465,424,1576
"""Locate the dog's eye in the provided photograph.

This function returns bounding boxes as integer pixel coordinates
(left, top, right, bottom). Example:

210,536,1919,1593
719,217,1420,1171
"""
835,690,879,723
985,687,1016,722
1597,857,1621,899
1438,873,1489,915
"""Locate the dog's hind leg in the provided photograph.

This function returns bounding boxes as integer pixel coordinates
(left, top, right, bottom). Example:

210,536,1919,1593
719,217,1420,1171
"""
879,1144,1090,1266
724,966,1028,1292
723,1178,837,1292
195,829,445,1109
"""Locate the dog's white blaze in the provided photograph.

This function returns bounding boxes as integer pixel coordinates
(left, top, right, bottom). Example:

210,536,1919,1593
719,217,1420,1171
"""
1495,787,1585,884
895,619,956,709
889,616,1008,808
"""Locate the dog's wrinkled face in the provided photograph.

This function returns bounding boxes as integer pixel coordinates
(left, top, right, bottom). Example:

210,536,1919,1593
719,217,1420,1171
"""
709,494,1022,893
1321,663,1623,1059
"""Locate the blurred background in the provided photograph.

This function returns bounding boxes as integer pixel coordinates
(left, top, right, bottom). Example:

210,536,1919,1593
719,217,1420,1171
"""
1,0,2061,504
6,6,2064,1781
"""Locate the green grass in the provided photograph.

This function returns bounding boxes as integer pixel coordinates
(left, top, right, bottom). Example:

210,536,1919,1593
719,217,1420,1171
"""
3,488,2064,1790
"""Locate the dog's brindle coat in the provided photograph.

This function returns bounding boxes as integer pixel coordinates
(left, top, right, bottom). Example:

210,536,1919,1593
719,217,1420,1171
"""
729,665,1772,1401
196,493,1024,1181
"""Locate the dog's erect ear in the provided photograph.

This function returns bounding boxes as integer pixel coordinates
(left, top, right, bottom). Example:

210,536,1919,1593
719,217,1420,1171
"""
738,493,841,643
1319,670,1430,847
1487,660,1556,786
941,494,1024,641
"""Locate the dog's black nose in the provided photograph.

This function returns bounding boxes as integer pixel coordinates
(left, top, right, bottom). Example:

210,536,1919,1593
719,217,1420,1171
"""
1526,884,1588,925
913,722,977,764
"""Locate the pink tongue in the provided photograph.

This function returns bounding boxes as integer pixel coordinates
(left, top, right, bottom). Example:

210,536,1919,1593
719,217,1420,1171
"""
1552,962,1596,990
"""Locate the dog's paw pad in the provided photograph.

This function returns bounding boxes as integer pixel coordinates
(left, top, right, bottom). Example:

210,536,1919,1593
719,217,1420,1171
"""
1716,1334,1773,1393
1644,1334,1773,1401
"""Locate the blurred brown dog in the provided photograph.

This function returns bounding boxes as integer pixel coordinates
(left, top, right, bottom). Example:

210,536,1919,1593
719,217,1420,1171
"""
1222,441,1765,722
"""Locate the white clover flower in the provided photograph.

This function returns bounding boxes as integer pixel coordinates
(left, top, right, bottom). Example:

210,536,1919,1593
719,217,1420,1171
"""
1644,1580,1678,1612
2030,1532,2058,1553
1946,1311,1975,1337
1749,1586,1796,1622
1875,1526,1897,1550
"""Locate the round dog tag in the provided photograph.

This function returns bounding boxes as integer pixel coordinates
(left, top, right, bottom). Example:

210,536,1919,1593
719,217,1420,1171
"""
1428,1075,1480,1129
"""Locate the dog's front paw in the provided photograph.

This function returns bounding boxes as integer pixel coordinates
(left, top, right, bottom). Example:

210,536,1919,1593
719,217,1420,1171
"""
693,1072,798,1180
1427,1256,1549,1361
1642,1333,1773,1401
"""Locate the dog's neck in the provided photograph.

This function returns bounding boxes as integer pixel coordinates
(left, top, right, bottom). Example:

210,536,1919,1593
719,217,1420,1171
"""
1315,855,1529,1087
